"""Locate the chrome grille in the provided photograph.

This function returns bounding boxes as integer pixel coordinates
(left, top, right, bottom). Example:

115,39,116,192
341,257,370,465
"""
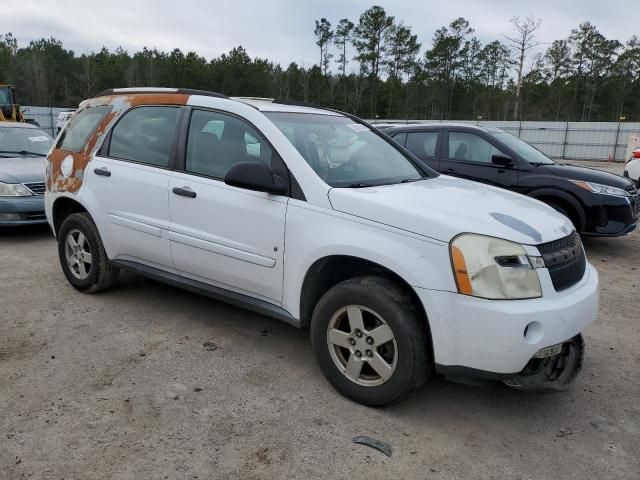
538,232,586,292
24,182,46,195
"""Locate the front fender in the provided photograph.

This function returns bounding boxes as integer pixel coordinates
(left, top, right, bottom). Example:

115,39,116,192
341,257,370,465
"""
281,201,455,319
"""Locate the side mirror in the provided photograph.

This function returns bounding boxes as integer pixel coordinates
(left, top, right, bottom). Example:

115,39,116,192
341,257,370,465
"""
492,153,513,166
224,162,287,195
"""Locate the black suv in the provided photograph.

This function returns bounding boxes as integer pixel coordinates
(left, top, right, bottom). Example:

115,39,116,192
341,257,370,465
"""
380,123,639,237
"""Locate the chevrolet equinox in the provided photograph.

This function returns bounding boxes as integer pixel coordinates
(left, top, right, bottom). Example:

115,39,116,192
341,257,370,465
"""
45,88,599,405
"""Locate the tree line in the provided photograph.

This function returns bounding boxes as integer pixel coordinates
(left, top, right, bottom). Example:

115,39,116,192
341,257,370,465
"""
1,5,639,121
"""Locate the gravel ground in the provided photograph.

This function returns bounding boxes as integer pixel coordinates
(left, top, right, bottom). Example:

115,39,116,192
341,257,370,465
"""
1,161,639,480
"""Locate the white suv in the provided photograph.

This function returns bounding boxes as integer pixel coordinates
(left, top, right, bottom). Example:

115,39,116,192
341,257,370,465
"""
45,88,599,405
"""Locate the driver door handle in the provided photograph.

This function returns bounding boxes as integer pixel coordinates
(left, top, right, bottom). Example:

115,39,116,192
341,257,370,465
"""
94,167,111,177
172,186,197,198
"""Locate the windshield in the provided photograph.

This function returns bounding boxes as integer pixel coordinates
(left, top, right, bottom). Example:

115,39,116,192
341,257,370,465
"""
489,131,555,165
0,87,14,105
0,127,53,157
264,112,426,187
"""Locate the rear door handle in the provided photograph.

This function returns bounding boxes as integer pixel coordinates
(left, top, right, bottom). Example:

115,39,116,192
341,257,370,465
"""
172,186,197,198
94,167,111,177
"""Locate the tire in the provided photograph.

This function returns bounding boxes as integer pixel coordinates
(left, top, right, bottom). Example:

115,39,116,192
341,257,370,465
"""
57,212,119,293
310,276,431,406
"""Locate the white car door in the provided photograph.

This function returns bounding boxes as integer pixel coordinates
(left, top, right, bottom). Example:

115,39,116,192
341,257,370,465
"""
168,108,288,304
88,105,182,269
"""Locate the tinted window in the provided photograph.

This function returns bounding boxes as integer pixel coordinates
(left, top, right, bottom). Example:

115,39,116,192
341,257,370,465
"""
391,132,407,146
448,131,503,163
0,127,53,156
265,112,426,187
57,106,111,152
108,106,180,167
186,110,274,179
406,131,439,157
489,131,555,165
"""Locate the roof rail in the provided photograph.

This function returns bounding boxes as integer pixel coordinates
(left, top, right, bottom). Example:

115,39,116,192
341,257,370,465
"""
232,96,275,102
272,98,326,110
95,87,227,99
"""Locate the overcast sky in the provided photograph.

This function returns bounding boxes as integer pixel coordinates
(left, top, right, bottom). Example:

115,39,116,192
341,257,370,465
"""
2,0,635,69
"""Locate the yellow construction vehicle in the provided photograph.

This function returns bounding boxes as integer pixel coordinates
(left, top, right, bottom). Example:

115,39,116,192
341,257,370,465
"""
0,84,25,122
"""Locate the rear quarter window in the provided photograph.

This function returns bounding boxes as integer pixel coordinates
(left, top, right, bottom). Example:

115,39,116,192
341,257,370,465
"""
56,106,111,152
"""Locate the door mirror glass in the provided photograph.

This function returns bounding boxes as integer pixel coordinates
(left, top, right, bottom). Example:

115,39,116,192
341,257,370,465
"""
492,153,513,166
224,162,287,195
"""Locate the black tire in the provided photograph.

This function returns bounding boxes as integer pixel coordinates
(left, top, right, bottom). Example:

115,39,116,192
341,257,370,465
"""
310,276,431,406
57,212,119,293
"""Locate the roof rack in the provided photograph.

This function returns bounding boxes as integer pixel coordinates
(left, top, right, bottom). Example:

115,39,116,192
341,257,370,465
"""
95,87,227,99
232,96,275,102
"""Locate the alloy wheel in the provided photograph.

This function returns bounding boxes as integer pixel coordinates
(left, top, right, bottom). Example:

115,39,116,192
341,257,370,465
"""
64,228,93,280
326,305,398,387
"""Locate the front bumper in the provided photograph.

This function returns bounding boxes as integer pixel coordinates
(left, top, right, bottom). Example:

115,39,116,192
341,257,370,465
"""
582,194,639,237
0,196,47,226
417,263,599,375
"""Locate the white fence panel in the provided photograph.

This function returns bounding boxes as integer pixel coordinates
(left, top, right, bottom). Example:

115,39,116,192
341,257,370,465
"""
371,119,640,161
22,106,75,137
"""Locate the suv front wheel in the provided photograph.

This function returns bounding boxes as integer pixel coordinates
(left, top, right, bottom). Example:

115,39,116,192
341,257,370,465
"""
310,276,431,406
57,212,119,293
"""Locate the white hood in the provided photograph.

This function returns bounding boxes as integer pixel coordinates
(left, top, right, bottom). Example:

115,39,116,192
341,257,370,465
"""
328,175,574,245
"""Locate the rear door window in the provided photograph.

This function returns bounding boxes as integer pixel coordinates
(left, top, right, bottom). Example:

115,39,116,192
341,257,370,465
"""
391,132,407,147
108,106,180,168
56,106,111,152
406,131,439,158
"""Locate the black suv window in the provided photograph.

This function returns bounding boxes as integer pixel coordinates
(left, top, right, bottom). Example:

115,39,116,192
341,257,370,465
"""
185,110,273,179
108,106,180,167
448,131,503,163
57,106,111,152
406,131,439,158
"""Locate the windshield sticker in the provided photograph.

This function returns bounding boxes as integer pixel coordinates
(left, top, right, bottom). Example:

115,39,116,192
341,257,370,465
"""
347,123,370,133
28,136,49,142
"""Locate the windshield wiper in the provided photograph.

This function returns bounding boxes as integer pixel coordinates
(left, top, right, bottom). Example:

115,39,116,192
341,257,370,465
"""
347,182,375,188
400,178,420,183
0,150,46,157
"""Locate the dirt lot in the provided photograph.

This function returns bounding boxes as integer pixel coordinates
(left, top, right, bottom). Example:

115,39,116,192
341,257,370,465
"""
1,161,639,480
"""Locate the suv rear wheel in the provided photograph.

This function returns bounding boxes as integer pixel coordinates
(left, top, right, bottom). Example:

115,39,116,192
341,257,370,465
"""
57,213,119,293
310,276,431,406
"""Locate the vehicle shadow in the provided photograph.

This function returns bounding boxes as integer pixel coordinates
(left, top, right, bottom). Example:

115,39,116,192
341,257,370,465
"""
582,234,638,260
106,271,578,420
0,224,52,240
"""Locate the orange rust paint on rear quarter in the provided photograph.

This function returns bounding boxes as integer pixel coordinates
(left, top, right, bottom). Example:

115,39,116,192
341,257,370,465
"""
47,93,189,194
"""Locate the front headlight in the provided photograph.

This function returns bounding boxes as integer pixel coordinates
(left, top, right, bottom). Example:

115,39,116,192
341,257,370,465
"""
450,234,543,300
570,180,628,197
0,182,32,197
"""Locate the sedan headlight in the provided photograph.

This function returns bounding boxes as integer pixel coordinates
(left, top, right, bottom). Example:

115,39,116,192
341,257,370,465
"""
450,234,543,300
570,180,628,197
0,182,32,197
